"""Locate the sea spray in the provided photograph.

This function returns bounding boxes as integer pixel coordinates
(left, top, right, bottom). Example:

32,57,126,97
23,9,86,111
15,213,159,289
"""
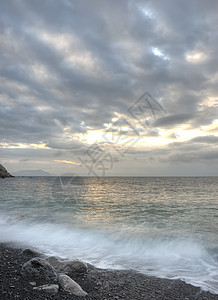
1,215,218,294
0,176,218,294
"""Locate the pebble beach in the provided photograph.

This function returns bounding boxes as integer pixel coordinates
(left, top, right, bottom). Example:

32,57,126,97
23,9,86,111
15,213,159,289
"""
1,243,218,300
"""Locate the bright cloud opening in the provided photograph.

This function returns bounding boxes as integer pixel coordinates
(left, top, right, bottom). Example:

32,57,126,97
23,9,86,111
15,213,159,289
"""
185,51,207,63
152,47,169,60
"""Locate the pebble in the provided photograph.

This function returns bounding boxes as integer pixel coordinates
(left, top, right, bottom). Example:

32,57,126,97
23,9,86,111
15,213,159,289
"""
33,284,59,294
58,274,88,297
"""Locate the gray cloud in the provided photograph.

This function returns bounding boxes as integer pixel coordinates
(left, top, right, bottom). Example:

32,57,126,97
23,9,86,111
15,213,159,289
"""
153,113,194,128
190,135,218,144
160,149,218,164
1,0,218,175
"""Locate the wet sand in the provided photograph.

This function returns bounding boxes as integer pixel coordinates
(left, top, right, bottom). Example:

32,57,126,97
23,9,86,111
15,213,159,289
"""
0,243,218,299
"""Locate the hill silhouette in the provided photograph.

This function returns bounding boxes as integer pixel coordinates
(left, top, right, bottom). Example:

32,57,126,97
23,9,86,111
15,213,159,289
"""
0,164,13,178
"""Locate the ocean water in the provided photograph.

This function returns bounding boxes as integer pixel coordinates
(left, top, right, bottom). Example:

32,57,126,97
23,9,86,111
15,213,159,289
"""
0,176,218,294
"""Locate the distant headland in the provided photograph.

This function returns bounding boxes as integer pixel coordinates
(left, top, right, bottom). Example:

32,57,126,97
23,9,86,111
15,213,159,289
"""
0,163,13,178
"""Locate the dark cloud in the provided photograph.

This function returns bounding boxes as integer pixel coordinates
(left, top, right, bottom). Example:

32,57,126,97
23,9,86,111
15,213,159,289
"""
153,113,194,128
190,135,218,144
160,149,218,164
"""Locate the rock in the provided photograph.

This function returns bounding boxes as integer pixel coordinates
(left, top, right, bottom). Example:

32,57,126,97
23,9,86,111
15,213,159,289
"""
23,248,44,258
58,274,87,297
46,256,88,275
21,258,57,283
87,262,96,270
33,284,59,295
0,163,13,178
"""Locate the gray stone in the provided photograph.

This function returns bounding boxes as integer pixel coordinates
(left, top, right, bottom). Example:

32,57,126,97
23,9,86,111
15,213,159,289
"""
21,257,57,282
33,284,59,294
23,248,43,258
87,262,96,270
58,274,87,297
46,256,88,275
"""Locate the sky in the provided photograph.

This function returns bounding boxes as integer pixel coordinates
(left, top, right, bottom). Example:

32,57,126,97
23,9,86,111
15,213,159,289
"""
0,0,218,176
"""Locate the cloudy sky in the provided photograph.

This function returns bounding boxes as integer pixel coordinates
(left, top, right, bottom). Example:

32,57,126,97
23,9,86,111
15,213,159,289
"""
1,0,218,176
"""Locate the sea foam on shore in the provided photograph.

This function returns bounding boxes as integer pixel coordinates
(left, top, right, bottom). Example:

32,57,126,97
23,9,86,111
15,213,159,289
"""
1,243,218,300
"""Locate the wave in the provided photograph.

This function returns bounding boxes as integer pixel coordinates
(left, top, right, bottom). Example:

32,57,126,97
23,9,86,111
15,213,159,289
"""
0,213,218,294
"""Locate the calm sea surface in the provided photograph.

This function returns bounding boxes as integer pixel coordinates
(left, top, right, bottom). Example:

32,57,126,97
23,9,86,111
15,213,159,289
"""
0,176,218,294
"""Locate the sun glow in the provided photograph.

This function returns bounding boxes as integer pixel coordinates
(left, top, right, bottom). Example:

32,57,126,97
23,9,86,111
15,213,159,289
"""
83,130,105,144
137,136,170,147
0,143,48,149
54,160,81,165
185,51,207,63
172,128,208,141
201,119,218,134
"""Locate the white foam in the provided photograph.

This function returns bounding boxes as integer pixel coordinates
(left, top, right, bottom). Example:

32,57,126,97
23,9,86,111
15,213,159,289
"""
0,216,218,294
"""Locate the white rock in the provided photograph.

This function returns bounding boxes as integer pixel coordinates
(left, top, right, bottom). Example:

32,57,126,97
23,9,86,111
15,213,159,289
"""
33,284,59,294
58,274,87,297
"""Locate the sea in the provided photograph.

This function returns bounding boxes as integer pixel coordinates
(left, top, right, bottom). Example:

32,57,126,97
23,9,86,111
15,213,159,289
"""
0,176,218,294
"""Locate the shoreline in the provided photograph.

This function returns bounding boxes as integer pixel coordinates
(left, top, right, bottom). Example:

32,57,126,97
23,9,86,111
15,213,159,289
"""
1,243,218,299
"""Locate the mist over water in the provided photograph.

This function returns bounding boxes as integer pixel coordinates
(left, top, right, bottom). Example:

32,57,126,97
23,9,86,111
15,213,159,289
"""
0,176,218,294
